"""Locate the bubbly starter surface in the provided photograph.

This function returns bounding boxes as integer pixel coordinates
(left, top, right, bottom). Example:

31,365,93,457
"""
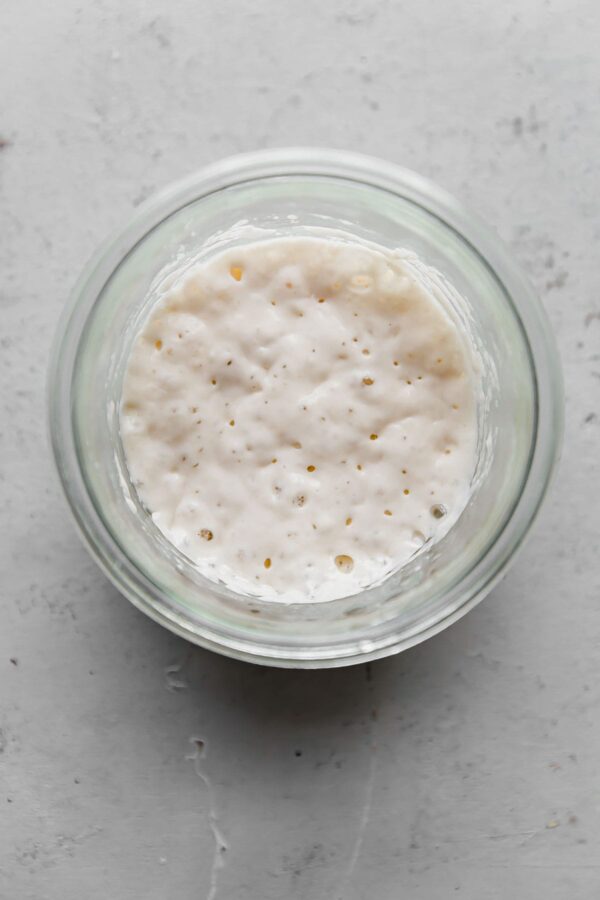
121,236,478,603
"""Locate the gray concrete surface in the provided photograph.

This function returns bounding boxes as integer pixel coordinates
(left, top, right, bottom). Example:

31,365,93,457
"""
1,1,599,897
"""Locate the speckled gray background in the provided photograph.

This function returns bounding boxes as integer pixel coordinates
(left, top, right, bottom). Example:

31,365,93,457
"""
1,1,599,897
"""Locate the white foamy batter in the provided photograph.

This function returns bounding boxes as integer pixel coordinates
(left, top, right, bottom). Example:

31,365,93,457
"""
121,236,478,602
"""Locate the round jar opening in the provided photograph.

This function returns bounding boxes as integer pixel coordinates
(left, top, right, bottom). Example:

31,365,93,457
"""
49,150,562,666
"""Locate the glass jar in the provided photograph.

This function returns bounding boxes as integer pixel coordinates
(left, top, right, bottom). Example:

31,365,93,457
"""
48,148,563,668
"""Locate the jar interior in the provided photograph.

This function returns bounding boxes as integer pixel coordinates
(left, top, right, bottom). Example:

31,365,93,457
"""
71,174,536,658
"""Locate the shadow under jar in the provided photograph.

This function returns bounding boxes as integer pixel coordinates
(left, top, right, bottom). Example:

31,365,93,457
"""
48,148,563,668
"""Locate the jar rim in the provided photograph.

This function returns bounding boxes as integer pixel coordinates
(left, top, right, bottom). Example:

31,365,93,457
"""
47,148,564,668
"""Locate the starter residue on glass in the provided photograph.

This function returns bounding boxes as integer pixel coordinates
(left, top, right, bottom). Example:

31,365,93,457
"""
120,235,478,603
